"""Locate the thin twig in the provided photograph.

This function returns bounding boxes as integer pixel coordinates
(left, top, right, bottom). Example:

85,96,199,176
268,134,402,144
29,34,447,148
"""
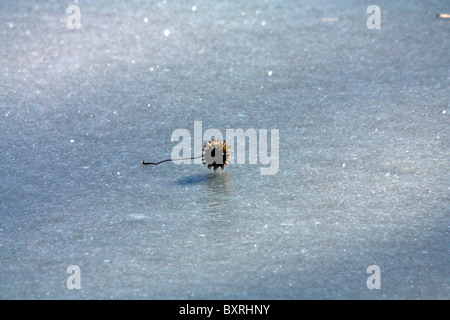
142,155,203,165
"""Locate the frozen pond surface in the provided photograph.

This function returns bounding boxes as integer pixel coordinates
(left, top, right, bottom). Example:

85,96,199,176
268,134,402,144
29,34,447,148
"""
0,0,448,299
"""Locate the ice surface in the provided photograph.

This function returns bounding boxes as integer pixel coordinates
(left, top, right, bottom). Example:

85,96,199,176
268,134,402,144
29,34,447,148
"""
0,0,448,299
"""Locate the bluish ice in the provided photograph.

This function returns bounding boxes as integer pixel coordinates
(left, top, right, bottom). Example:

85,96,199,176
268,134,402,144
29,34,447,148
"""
0,0,448,299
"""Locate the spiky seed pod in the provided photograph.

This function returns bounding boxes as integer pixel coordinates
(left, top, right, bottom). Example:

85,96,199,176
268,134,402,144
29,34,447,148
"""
202,138,232,171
